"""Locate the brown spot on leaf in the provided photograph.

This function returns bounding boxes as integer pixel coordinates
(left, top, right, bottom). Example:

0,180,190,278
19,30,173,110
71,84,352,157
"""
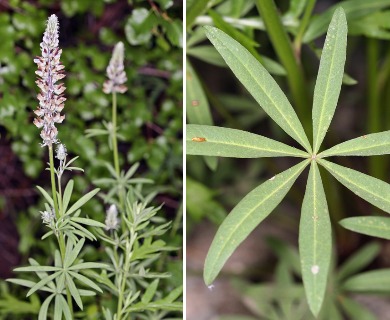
192,100,199,106
192,137,206,142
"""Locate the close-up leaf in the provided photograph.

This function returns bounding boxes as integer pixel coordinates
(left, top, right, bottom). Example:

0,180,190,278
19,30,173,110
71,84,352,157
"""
312,8,347,153
320,130,390,157
319,159,390,214
204,160,309,285
204,26,312,153
187,124,309,158
339,216,390,240
342,269,390,293
299,162,331,317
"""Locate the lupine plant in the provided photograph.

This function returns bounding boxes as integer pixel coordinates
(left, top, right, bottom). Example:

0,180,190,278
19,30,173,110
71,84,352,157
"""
187,7,390,317
6,15,107,319
86,38,182,320
5,13,182,320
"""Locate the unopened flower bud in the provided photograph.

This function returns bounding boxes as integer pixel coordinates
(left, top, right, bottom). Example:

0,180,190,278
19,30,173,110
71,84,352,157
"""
41,208,56,225
105,204,120,231
56,144,67,161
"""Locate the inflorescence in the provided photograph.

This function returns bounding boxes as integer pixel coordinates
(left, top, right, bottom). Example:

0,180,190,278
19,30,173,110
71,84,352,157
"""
103,42,128,94
33,14,66,147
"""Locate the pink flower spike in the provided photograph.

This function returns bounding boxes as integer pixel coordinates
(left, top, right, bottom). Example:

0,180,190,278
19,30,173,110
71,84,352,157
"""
34,14,66,147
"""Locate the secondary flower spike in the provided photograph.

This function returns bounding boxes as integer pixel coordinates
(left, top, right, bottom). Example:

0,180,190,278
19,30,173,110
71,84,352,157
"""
33,14,66,147
103,41,128,94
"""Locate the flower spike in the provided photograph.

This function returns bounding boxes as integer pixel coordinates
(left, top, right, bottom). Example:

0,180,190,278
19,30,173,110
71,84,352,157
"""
103,42,128,94
34,14,66,147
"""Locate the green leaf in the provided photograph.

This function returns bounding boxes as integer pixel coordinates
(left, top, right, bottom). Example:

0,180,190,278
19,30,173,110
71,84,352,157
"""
64,238,85,268
65,273,83,310
14,266,60,273
27,271,61,297
320,130,390,157
337,242,381,281
312,8,347,153
59,294,72,320
187,45,226,67
319,159,390,214
71,217,106,228
36,186,54,207
204,26,311,152
141,279,159,304
186,60,214,128
186,60,217,170
339,296,377,320
187,125,308,158
62,180,74,214
289,0,308,18
39,294,55,320
339,216,390,240
69,271,103,293
54,295,61,320
186,0,209,29
299,162,332,317
65,188,100,216
303,0,390,43
204,160,309,285
69,262,108,271
343,269,390,293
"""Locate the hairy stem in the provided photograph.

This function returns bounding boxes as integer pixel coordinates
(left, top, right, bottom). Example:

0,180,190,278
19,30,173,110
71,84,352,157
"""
49,146,60,219
112,92,125,212
116,232,135,320
49,146,74,316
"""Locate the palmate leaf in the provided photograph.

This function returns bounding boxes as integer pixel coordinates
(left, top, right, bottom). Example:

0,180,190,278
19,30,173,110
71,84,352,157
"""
187,124,308,158
204,160,309,285
319,159,390,213
339,216,390,240
299,162,331,317
320,130,390,157
204,26,311,153
312,8,347,153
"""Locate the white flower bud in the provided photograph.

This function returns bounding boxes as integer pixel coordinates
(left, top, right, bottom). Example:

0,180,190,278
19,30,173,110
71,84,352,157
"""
41,208,56,225
56,144,67,161
105,204,120,231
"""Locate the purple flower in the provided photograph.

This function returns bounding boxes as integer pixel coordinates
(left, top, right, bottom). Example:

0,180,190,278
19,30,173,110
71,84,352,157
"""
33,14,66,147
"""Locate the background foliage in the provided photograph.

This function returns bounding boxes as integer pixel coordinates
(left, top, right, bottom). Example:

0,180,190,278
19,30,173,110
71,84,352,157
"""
0,0,183,318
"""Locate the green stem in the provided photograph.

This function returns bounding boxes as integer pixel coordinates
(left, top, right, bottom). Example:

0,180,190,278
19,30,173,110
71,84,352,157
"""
49,146,74,316
112,92,125,213
256,0,310,134
293,0,317,58
112,92,120,176
49,146,60,219
116,233,134,320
